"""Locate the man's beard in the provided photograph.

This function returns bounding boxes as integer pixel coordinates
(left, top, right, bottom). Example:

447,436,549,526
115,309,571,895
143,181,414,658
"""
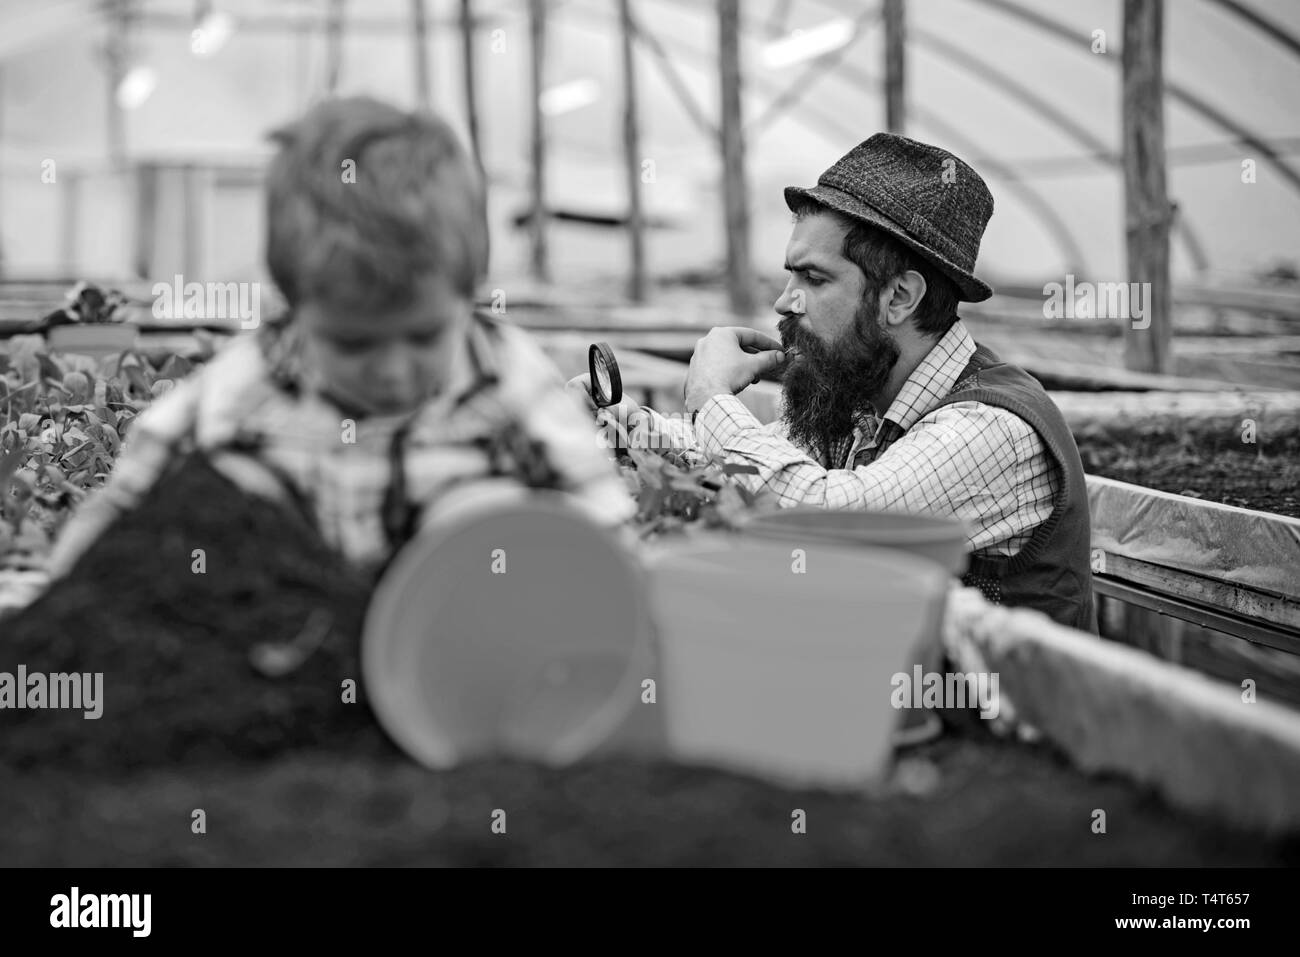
777,301,900,467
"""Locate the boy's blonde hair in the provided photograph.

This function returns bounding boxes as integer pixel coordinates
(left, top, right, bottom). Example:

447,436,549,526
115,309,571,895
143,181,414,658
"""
264,96,488,312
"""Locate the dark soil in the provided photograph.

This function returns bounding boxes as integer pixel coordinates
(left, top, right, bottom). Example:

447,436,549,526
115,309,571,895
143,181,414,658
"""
5,728,1295,867
0,455,381,773
1075,421,1300,519
0,456,1294,865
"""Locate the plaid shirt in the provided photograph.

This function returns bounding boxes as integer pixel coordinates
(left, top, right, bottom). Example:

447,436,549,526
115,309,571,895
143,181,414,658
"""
637,320,1058,558
46,312,636,578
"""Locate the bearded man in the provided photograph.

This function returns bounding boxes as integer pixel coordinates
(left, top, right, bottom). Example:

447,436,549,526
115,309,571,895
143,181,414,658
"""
569,133,1096,633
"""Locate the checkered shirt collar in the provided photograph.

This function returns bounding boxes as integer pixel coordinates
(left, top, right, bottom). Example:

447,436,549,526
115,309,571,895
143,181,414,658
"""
871,318,976,437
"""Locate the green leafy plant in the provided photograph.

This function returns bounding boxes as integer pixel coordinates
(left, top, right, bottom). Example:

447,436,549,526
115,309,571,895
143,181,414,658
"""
0,334,190,567
620,445,776,539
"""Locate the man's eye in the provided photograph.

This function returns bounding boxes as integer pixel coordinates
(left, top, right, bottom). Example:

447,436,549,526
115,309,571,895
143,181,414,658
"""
408,332,442,347
804,274,825,287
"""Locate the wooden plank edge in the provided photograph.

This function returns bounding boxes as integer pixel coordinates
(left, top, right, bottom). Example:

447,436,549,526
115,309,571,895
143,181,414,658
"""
1090,549,1300,633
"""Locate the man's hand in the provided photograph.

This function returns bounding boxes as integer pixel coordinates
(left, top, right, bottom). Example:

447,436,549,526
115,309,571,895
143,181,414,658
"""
683,327,785,413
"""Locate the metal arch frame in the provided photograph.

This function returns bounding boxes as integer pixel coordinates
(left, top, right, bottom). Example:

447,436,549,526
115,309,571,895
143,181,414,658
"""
906,104,1091,273
625,7,718,141
764,0,797,39
621,0,1094,275
907,26,1211,274
802,0,1212,273
747,6,883,133
1204,0,1300,61
966,0,1300,198
806,58,1094,272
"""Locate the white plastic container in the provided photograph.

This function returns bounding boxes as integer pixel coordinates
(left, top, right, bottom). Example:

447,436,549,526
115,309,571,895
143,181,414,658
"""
363,490,658,769
47,323,139,359
645,536,949,790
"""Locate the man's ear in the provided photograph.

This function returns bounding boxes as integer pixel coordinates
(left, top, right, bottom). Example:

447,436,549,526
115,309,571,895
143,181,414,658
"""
882,269,927,328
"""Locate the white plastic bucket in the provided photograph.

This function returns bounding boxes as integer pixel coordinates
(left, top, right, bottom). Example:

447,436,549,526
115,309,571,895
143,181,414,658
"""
739,506,969,576
645,536,949,790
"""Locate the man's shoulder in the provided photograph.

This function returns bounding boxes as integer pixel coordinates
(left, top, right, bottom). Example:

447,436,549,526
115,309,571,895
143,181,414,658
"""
918,399,1038,440
949,344,1060,404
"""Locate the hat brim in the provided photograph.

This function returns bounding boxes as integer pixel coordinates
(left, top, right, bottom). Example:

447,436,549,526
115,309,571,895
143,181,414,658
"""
784,184,994,303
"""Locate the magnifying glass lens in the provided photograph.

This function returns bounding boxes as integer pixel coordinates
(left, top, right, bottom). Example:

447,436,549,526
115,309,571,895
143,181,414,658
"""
594,357,613,402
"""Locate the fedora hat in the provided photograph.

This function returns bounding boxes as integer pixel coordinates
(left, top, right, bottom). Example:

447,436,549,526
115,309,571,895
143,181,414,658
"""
784,133,995,302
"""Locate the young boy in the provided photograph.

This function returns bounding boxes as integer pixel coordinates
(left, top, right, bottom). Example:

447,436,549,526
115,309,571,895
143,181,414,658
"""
46,97,635,580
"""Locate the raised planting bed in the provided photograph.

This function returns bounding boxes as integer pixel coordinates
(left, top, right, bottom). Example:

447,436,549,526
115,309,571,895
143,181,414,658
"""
1081,440,1300,519
1064,391,1300,701
1067,391,1300,519
2,455,1298,864
1086,472,1300,709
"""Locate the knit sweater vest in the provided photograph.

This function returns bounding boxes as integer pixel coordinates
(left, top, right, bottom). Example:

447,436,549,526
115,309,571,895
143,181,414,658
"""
930,343,1098,634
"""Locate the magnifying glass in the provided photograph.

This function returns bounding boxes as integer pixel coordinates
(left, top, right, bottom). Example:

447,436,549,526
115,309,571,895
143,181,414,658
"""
589,342,628,459
588,341,622,408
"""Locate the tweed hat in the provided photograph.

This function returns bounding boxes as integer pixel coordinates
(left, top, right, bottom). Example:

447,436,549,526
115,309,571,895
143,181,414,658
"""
784,133,995,302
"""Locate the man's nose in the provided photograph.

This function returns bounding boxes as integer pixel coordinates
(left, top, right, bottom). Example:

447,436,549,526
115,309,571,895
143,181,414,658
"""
774,279,797,316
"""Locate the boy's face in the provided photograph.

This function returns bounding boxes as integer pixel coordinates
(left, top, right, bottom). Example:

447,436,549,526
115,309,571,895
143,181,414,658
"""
297,273,472,417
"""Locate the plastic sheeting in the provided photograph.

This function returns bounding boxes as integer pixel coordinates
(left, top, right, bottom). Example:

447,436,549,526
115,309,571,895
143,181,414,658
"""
6,0,1300,286
1088,475,1300,598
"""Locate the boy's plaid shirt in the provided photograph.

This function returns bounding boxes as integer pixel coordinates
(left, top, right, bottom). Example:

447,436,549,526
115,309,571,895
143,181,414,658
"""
636,319,1058,558
47,313,635,578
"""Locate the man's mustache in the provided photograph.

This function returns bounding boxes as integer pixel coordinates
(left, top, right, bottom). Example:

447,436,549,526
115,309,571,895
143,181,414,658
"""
775,299,900,466
777,314,812,354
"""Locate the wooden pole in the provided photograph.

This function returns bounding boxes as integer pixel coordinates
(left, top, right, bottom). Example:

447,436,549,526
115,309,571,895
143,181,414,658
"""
619,0,646,302
883,0,905,133
182,165,201,279
132,163,159,279
718,0,754,318
325,0,346,95
106,0,128,169
1121,0,1172,374
528,0,550,282
411,0,431,110
294,14,308,109
60,172,81,275
459,0,484,174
